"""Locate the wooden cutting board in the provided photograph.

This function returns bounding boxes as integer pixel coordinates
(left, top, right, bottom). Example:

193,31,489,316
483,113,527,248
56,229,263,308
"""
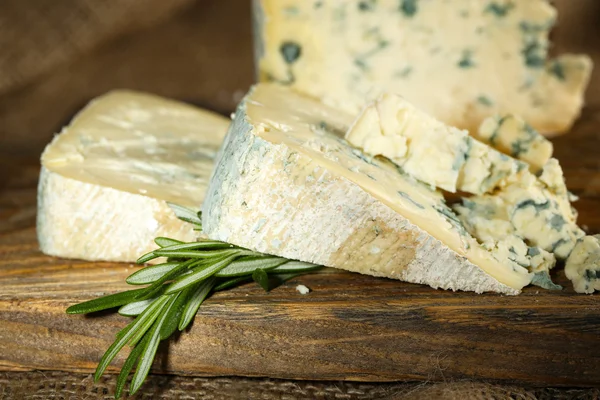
1,109,599,387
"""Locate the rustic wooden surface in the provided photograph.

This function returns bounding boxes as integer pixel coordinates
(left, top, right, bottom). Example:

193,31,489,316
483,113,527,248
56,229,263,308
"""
0,109,599,388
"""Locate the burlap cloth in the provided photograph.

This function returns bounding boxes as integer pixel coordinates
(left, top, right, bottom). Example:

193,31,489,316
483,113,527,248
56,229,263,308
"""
1,371,599,400
1,1,599,398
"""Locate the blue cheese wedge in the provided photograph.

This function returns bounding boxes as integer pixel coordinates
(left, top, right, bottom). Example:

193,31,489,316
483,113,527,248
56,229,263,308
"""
203,83,533,294
345,93,527,194
454,161,584,260
37,90,230,262
566,235,600,294
254,0,592,135
477,114,553,172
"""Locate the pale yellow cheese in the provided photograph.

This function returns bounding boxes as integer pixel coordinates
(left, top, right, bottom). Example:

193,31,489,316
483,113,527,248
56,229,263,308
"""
255,0,592,135
345,93,528,194
38,90,230,262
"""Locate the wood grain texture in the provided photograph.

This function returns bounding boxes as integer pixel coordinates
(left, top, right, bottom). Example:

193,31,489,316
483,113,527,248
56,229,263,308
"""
1,109,600,387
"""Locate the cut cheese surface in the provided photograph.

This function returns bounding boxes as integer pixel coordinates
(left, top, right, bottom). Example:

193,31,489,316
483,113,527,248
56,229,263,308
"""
345,93,527,194
203,83,533,294
38,90,230,262
255,0,592,135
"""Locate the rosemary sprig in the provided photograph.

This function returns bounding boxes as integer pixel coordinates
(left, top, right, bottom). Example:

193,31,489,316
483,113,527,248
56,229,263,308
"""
66,204,322,398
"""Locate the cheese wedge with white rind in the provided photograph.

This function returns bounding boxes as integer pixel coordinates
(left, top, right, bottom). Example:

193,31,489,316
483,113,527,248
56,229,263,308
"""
345,93,528,194
203,84,532,294
38,90,230,262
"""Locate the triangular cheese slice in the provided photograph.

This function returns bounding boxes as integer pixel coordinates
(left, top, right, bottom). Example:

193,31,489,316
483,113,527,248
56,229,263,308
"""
38,90,230,262
203,84,533,294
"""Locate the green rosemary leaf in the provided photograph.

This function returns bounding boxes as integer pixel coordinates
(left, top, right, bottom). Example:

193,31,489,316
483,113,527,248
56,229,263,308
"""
94,296,169,381
66,288,147,314
126,262,180,285
270,261,323,273
136,251,161,265
138,241,237,264
114,335,148,399
132,259,199,301
252,268,270,292
213,276,252,291
167,203,202,227
165,255,237,294
215,256,288,277
160,287,193,339
66,204,329,398
154,237,183,247
130,294,179,395
118,298,155,317
179,277,216,331
159,240,233,252
127,301,164,347
152,248,239,259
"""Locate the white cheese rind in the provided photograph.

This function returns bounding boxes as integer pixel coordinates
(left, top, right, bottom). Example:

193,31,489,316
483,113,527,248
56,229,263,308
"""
37,167,198,262
37,90,230,262
565,235,600,294
203,84,532,294
345,93,527,194
255,0,592,135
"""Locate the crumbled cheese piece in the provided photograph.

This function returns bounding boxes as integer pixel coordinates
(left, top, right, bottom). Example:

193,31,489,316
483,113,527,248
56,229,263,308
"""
566,235,600,294
296,285,310,295
477,114,553,171
345,93,527,194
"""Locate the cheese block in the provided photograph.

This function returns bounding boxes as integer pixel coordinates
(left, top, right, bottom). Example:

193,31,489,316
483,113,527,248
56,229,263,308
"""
254,0,592,135
453,160,585,260
37,90,230,262
203,83,534,295
345,93,528,194
476,114,553,172
566,235,600,294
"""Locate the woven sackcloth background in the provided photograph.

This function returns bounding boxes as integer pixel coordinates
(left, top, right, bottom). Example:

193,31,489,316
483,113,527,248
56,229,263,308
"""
1,371,600,400
0,1,599,399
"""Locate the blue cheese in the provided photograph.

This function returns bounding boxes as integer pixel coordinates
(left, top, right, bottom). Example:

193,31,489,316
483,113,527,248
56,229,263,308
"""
454,163,584,259
477,114,553,171
255,0,592,135
482,235,555,274
565,235,600,294
37,90,231,262
345,93,527,194
203,83,533,294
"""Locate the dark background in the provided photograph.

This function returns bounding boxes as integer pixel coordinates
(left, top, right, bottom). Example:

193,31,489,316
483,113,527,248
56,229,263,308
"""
0,0,599,157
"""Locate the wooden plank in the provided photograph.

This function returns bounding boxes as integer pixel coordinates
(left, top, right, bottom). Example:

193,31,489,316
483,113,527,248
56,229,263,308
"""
1,229,599,385
1,109,600,387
